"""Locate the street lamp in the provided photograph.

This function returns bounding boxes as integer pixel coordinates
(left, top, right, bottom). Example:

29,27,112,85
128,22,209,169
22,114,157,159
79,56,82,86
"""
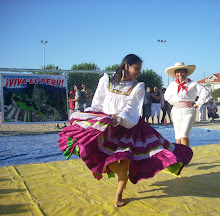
157,39,166,84
41,40,48,69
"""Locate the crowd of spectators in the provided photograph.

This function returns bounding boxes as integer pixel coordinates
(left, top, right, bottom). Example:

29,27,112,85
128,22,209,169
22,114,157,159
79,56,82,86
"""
142,86,173,124
56,83,93,129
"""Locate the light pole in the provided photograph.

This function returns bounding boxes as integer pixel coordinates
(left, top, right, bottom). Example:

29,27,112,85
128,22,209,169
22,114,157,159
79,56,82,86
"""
41,40,48,69
157,39,166,84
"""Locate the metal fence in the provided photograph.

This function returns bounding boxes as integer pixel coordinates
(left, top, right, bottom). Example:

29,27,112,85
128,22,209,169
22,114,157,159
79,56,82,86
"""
0,68,113,91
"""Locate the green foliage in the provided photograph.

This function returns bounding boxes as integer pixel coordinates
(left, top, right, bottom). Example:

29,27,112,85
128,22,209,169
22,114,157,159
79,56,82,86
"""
137,69,163,90
33,64,62,75
68,63,102,93
211,88,220,100
71,63,100,71
104,64,120,71
17,101,35,111
43,64,60,70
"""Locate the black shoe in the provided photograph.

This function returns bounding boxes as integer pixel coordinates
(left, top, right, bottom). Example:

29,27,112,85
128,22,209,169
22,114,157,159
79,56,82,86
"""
61,124,67,129
56,124,61,129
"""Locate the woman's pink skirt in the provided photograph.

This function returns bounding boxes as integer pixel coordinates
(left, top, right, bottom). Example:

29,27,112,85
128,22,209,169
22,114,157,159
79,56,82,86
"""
58,111,193,184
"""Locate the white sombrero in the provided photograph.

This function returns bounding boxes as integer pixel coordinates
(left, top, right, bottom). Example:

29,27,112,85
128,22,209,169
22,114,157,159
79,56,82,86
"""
165,62,196,78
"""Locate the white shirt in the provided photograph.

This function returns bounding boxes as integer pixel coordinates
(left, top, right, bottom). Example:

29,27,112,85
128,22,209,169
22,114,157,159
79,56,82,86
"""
164,78,210,106
85,73,145,128
74,90,81,110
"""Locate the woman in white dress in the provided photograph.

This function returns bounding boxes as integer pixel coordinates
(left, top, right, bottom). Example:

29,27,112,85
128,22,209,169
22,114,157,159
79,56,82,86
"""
165,62,210,146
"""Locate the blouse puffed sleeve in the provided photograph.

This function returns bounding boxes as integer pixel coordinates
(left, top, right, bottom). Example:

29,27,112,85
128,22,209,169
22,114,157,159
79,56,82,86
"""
195,83,210,106
164,82,175,105
85,73,108,112
118,82,145,129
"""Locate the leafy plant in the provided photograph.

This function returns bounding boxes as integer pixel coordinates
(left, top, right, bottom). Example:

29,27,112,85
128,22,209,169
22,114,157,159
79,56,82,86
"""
211,88,220,101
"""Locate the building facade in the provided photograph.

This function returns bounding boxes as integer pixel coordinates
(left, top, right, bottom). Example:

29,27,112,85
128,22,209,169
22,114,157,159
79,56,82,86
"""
198,73,220,92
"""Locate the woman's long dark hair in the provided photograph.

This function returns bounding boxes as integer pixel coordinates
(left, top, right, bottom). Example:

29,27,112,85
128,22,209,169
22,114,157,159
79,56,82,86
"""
113,54,142,84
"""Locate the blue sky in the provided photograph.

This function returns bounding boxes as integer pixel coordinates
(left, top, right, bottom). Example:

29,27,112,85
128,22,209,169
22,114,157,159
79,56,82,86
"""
1,0,220,87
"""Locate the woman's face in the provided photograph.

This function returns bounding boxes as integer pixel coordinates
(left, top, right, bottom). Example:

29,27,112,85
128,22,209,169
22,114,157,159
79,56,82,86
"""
124,61,142,80
175,69,187,82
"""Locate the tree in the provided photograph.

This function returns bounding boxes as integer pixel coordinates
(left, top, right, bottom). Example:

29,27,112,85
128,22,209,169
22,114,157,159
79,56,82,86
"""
33,64,61,75
68,63,102,92
211,88,220,101
137,69,162,90
71,63,100,71
42,64,60,70
104,64,120,71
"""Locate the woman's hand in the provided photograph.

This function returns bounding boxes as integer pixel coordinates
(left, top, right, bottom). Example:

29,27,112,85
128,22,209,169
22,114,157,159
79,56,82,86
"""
193,103,198,108
111,115,119,126
111,115,122,127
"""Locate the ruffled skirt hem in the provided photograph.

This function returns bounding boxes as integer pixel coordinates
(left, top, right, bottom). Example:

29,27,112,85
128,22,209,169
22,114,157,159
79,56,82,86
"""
58,111,193,184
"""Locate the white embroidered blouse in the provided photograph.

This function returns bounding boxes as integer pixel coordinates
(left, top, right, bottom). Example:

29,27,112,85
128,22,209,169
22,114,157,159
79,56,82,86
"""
164,78,210,106
85,73,145,128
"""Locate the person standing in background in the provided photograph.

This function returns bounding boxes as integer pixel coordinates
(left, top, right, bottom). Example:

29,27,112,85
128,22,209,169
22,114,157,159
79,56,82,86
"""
145,86,152,123
81,84,93,110
161,88,172,124
165,100,173,124
199,103,207,121
72,84,83,112
160,88,166,124
142,89,149,122
69,87,75,114
56,88,75,129
151,86,161,124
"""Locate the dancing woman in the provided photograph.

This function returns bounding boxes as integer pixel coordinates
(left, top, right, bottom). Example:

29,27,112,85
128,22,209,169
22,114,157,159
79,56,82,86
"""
58,55,193,207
